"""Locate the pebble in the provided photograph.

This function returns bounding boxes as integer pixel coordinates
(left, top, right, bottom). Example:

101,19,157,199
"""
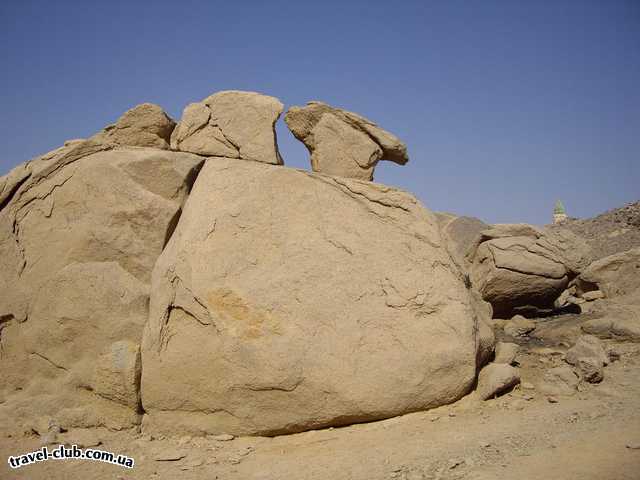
547,396,559,404
626,443,640,450
213,434,235,442
153,447,187,461
180,457,204,470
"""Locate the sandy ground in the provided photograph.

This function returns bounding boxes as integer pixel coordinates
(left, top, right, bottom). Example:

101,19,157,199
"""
2,315,640,480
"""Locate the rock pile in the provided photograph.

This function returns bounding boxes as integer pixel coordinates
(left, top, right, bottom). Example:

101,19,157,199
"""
0,90,493,437
0,89,637,440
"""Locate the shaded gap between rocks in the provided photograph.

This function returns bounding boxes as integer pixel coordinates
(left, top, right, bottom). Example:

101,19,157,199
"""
0,172,31,213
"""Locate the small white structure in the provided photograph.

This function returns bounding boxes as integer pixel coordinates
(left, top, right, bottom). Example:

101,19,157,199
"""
553,200,568,224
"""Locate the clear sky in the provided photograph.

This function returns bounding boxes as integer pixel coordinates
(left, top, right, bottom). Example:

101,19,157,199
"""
1,0,638,225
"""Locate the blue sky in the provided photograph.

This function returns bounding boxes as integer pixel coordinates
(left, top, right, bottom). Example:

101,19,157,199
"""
1,0,638,224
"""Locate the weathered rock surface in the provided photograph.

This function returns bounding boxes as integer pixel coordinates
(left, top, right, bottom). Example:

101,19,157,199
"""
582,312,640,342
476,363,520,400
93,340,142,409
539,365,579,396
494,342,519,365
565,335,608,383
141,157,490,436
0,143,203,432
171,90,283,165
503,315,536,337
467,224,592,318
284,101,408,181
435,213,488,274
94,103,176,149
575,247,640,298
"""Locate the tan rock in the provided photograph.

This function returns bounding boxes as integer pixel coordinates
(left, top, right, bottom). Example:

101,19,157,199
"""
95,103,176,149
171,90,283,165
503,315,536,337
468,224,592,318
539,365,579,396
577,247,640,298
476,363,520,400
284,101,408,180
582,290,604,301
435,213,488,274
582,313,640,342
494,342,519,364
141,157,489,436
565,335,608,383
0,145,203,431
93,340,142,409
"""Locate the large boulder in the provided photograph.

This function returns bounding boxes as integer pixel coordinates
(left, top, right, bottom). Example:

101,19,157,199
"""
170,90,284,165
141,157,491,436
284,101,408,181
0,141,203,432
575,247,640,298
467,224,592,318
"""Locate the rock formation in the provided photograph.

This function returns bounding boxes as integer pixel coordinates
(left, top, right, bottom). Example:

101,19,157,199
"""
0,133,203,431
93,103,176,149
170,90,283,165
575,247,640,298
0,91,499,438
467,223,592,318
284,101,408,180
140,157,492,436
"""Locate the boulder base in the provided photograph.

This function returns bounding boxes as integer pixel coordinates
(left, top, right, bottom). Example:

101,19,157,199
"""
141,157,489,436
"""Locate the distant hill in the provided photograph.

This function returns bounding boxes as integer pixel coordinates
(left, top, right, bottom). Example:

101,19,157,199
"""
550,201,640,260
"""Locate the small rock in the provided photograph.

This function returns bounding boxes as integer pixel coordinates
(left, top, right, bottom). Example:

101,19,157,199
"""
582,290,604,301
565,335,608,383
213,434,235,442
153,447,187,461
180,457,204,470
39,422,62,446
504,315,536,337
547,396,559,403
448,412,456,417
476,363,521,400
626,443,640,450
522,394,534,401
429,415,440,422
539,365,579,396
494,342,519,365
